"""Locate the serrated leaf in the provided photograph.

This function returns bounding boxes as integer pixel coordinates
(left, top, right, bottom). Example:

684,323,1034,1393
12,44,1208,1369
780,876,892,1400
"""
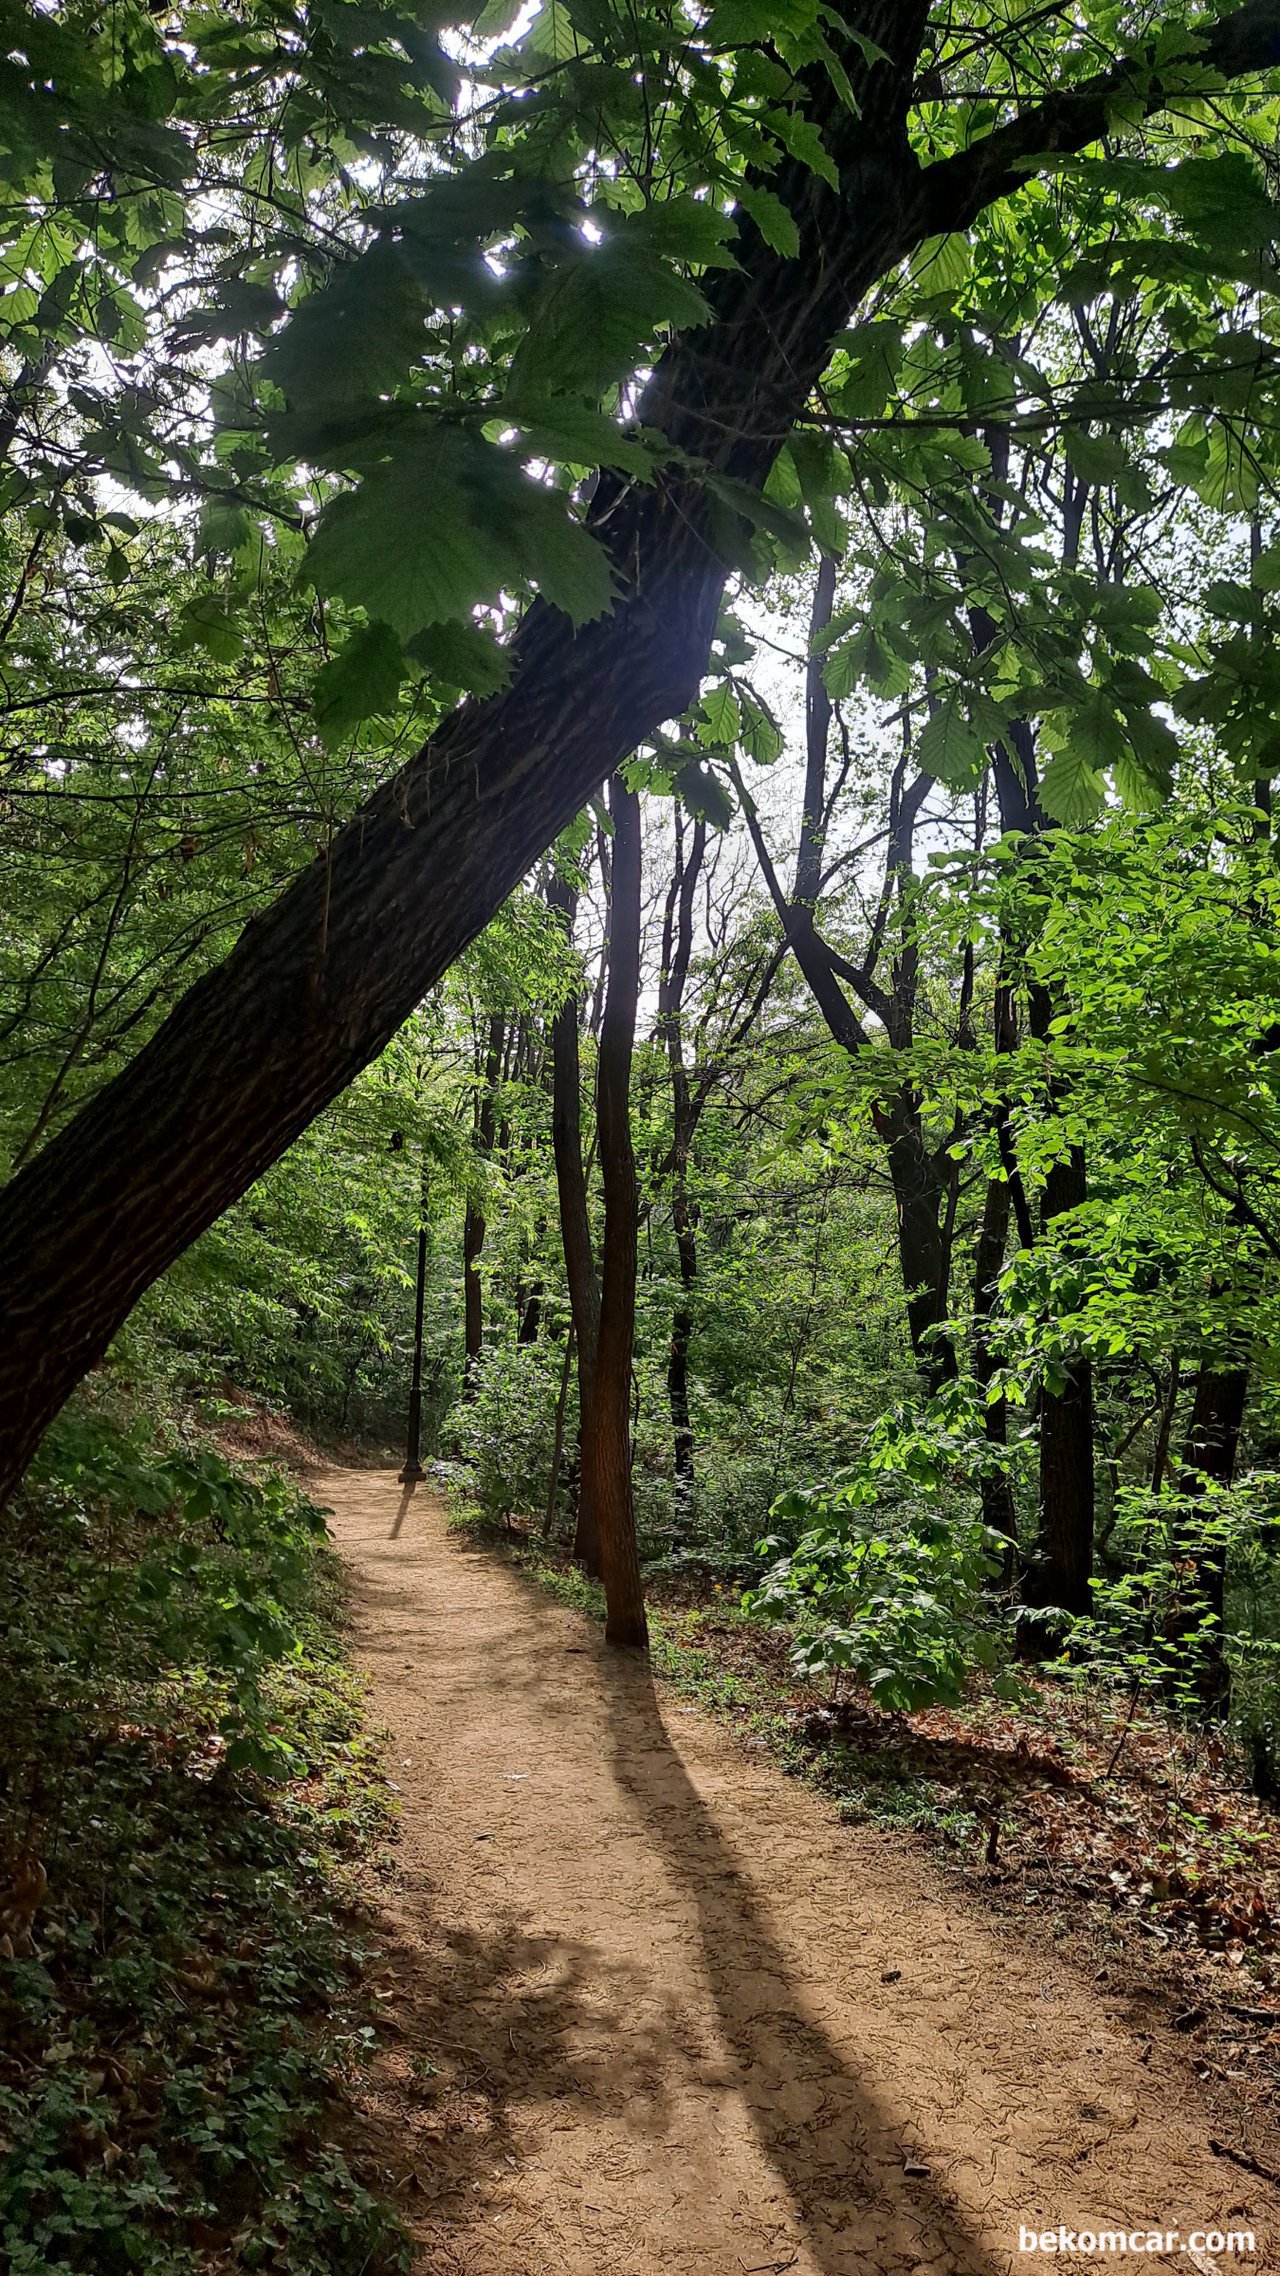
1064,428,1128,486
822,622,910,700
673,758,734,828
499,400,660,478
628,195,739,270
735,183,800,259
705,471,808,559
175,593,244,663
738,690,784,764
505,480,616,624
313,621,406,746
510,238,711,399
1037,744,1106,826
765,106,838,190
907,233,972,296
697,683,741,746
261,243,428,410
306,428,614,636
407,619,511,696
526,0,580,57
916,700,987,789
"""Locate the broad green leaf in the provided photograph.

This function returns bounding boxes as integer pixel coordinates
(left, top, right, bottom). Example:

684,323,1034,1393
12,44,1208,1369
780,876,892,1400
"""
510,239,711,400
907,233,972,297
674,758,734,829
305,429,614,635
408,619,512,696
916,700,987,789
735,183,800,260
313,620,406,745
175,593,244,662
1037,745,1106,825
697,684,741,746
261,243,429,409
765,106,838,190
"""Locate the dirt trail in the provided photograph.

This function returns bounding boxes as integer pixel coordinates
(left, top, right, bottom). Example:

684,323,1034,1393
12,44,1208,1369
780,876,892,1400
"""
324,1469,1274,2276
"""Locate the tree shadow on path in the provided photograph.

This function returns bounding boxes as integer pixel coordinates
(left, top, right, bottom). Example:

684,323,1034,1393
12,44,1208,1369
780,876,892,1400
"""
593,1646,1005,2276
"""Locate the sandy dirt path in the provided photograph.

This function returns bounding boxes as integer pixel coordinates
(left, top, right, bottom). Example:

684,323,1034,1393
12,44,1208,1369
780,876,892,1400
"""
323,1468,1274,2276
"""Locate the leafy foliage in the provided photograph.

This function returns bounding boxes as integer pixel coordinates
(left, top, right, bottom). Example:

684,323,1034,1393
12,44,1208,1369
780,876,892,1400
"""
1,1392,407,2274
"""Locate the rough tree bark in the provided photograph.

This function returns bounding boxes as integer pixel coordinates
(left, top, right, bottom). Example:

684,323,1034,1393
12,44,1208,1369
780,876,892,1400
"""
581,777,648,1648
0,1,1273,1503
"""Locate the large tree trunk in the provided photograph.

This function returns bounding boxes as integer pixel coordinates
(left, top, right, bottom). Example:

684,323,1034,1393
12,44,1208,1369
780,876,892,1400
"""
581,778,647,1648
547,873,603,1573
0,0,1269,1504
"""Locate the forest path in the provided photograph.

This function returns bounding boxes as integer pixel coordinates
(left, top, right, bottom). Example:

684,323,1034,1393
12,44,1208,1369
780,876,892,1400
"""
323,1468,1271,2276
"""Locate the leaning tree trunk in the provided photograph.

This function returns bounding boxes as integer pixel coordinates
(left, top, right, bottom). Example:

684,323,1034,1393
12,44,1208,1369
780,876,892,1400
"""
581,778,648,1649
0,2,1268,1505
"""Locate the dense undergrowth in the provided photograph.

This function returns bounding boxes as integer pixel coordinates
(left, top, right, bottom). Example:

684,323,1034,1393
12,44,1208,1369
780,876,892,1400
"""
0,1385,408,2276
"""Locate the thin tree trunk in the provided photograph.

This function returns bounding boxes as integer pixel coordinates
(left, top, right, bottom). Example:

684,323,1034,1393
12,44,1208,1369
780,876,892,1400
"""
547,873,603,1572
543,1319,576,1539
971,1171,1018,1583
1174,1361,1249,1712
581,776,647,1649
657,803,707,1534
1024,1142,1095,1623
462,1012,503,1391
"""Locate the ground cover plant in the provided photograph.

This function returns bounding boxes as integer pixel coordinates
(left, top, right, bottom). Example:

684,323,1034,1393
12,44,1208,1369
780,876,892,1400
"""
0,1387,407,2276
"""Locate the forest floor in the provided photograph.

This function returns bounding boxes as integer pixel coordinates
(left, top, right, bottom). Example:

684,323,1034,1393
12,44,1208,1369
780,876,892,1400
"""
323,1466,1280,2276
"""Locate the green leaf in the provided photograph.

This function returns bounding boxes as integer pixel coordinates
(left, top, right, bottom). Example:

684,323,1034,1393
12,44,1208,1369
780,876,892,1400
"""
505,481,617,624
628,195,739,271
498,400,660,478
823,622,910,700
175,593,244,663
1037,745,1106,826
735,183,800,259
313,621,406,745
705,471,809,560
916,700,987,789
697,683,741,746
907,233,972,297
673,758,734,828
1063,429,1129,487
407,619,512,696
510,237,711,399
526,0,580,59
305,429,614,635
261,243,428,409
765,106,838,190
